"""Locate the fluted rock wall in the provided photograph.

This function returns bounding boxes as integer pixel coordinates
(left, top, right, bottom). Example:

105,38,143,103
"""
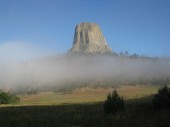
70,23,112,54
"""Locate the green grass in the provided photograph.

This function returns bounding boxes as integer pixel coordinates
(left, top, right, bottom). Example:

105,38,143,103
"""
0,96,170,127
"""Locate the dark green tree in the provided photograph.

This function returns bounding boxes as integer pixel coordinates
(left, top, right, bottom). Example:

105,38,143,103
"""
152,85,170,109
0,91,20,104
103,90,125,114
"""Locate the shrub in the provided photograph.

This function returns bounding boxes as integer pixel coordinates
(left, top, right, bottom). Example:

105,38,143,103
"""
0,91,20,104
152,85,170,109
103,90,125,114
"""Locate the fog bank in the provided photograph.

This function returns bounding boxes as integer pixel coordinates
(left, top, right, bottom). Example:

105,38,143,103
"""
0,54,170,90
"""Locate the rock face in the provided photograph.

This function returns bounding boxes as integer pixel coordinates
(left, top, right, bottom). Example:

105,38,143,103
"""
70,22,112,54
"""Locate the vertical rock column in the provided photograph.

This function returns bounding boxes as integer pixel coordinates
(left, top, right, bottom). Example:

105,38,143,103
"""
70,22,112,54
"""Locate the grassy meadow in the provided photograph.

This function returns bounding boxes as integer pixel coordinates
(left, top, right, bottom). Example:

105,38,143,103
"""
0,85,169,127
0,95,170,127
16,85,159,106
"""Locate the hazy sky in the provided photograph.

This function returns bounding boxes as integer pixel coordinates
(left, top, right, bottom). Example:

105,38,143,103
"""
0,0,170,62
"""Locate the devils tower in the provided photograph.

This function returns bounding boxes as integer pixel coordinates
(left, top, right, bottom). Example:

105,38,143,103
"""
70,22,112,54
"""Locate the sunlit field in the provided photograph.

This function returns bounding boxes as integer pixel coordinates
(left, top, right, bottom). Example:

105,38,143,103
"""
19,85,159,105
0,85,159,107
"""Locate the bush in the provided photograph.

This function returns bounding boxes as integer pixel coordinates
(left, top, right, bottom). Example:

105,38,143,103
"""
103,90,125,114
152,85,170,109
0,91,20,104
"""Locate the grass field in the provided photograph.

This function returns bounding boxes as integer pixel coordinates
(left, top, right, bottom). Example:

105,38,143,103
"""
0,85,169,127
16,85,159,106
0,96,170,127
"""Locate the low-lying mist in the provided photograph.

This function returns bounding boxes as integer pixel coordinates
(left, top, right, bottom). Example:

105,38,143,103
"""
0,53,170,92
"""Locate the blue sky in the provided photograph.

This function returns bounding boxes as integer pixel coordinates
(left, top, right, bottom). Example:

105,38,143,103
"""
0,0,170,62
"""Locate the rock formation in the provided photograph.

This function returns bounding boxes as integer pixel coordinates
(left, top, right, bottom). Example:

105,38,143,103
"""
70,22,112,54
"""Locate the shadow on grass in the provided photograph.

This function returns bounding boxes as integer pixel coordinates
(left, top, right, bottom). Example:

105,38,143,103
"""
0,96,170,127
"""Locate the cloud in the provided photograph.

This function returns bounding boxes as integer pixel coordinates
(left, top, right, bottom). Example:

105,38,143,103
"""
0,41,55,65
